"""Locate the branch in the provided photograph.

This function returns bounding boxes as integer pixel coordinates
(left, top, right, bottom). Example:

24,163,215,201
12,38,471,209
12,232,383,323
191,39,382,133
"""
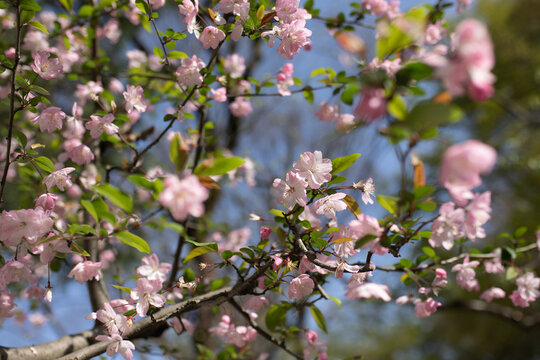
229,298,303,360
0,261,273,360
0,3,22,208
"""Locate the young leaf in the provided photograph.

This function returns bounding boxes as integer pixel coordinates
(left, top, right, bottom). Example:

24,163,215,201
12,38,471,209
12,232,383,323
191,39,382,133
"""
331,153,361,174
94,184,133,213
115,231,151,253
377,195,399,216
310,305,328,333
183,246,216,263
195,157,245,176
343,194,362,217
34,156,55,173
80,199,99,222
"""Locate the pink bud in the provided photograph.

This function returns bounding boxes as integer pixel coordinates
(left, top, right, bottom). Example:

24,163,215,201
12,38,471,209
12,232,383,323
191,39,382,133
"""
35,193,58,212
260,226,272,239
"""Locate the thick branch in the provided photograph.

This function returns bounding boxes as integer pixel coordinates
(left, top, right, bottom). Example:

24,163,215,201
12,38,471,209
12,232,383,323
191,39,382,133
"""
1,261,273,360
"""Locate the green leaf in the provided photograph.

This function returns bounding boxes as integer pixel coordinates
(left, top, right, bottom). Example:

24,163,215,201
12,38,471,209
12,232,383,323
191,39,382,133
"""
58,0,73,11
28,21,48,33
310,67,326,78
13,129,27,148
185,238,218,252
265,305,289,332
67,223,97,235
20,0,41,11
514,226,527,238
388,95,407,120
20,9,35,24
303,87,314,104
269,209,285,217
115,231,150,253
221,250,233,260
128,174,154,190
310,305,328,333
422,246,436,257
78,4,94,17
195,157,245,176
153,46,164,59
400,258,413,268
168,51,188,59
81,199,99,222
331,153,361,173
94,184,133,213
34,156,55,173
341,83,360,106
377,195,399,215
328,295,341,308
183,246,216,263
112,285,131,294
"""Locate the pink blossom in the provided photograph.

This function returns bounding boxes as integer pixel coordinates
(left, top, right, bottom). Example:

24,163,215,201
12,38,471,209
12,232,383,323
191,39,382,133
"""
276,63,294,96
456,0,472,13
131,278,166,317
95,334,135,360
349,214,387,255
0,292,15,325
126,49,147,69
178,0,199,35
432,268,448,288
43,167,75,191
33,236,70,264
484,256,505,274
67,261,102,283
67,143,94,165
333,225,359,259
209,315,257,347
176,55,205,87
288,274,315,300
439,140,496,205
109,78,124,93
171,316,196,334
123,85,147,113
99,18,121,43
245,296,269,312
414,297,441,318
335,261,360,279
137,253,171,283
276,20,312,60
429,202,465,250
480,287,506,302
312,193,347,225
260,226,272,239
0,208,54,247
451,256,480,292
425,22,445,45
0,260,35,285
219,0,250,19
199,26,225,49
357,177,376,205
32,106,66,133
35,193,58,212
315,101,339,122
224,54,246,78
354,87,387,123
158,174,209,221
512,272,540,307
210,87,227,102
464,191,491,240
368,58,402,77
362,0,389,16
273,171,308,210
31,50,63,80
86,114,119,138
231,19,244,41
75,81,104,104
336,113,356,133
298,205,321,227
346,282,391,302
229,97,253,117
220,227,251,253
293,150,332,189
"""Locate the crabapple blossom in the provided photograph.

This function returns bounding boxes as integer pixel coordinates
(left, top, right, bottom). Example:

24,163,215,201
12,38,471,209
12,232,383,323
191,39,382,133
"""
333,225,359,259
0,208,54,247
509,272,540,308
414,297,442,318
480,287,506,302
85,114,119,138
269,20,312,60
158,174,209,221
224,54,246,78
137,253,171,282
31,50,63,80
42,167,75,191
199,26,225,49
484,255,505,274
123,85,147,113
0,260,35,285
276,63,294,96
298,205,321,227
219,0,250,19
259,226,272,239
178,0,199,35
432,268,448,288
464,191,491,240
130,278,166,317
362,0,389,16
451,256,480,292
0,292,15,325
67,143,95,165
32,107,66,133
75,81,104,104
429,202,465,250
34,193,58,212
354,87,387,122
312,193,348,225
176,55,205,87
335,261,360,279
210,87,227,102
293,151,332,189
346,282,391,302
349,214,387,255
67,261,102,283
353,177,376,205
229,97,253,117
95,334,135,360
439,140,496,205
315,101,339,122
288,274,315,300
273,171,308,210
